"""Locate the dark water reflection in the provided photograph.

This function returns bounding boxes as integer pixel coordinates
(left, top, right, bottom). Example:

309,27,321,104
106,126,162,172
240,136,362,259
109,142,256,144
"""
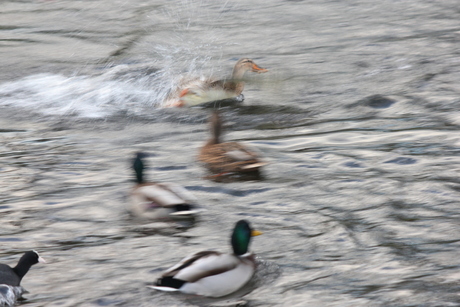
1,0,460,306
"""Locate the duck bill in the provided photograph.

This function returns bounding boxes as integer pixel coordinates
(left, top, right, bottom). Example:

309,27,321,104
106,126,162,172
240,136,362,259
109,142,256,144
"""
251,230,263,236
38,256,46,264
252,63,268,73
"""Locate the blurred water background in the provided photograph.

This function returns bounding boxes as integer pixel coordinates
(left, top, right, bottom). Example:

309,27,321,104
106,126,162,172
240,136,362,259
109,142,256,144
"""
1,0,460,306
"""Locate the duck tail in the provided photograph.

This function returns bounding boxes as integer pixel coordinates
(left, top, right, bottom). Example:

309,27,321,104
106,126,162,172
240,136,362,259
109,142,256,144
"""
155,276,186,289
174,204,192,212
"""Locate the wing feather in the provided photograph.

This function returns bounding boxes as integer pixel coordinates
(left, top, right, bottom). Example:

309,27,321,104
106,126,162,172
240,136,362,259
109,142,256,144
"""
133,184,185,206
162,251,240,282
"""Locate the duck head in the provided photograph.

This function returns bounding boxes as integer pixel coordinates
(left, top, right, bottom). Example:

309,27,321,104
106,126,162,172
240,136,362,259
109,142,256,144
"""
13,250,46,282
133,152,149,184
231,220,263,256
232,58,268,79
209,111,223,145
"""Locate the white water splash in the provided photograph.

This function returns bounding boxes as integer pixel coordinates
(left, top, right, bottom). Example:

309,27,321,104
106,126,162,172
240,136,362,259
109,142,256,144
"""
0,69,157,119
0,55,223,119
0,0,238,119
0,285,25,306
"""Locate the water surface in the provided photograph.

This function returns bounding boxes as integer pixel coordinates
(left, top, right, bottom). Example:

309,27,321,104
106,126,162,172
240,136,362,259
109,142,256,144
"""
1,0,460,306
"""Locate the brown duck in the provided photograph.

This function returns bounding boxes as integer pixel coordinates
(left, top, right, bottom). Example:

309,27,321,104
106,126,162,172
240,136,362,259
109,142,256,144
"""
198,111,266,180
166,58,268,107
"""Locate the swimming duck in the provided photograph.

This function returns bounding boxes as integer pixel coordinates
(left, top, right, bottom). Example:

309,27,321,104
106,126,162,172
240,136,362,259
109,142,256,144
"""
129,152,199,220
166,58,268,107
198,111,266,180
0,251,45,306
151,220,262,297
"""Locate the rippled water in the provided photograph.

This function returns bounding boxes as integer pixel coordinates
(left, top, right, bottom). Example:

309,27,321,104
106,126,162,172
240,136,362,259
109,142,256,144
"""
1,0,460,306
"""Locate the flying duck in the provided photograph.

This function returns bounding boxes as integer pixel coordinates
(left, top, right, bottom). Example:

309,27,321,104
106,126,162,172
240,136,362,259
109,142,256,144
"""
166,58,268,107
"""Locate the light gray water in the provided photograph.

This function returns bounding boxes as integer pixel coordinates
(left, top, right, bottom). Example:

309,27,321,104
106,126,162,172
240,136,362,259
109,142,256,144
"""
1,0,460,306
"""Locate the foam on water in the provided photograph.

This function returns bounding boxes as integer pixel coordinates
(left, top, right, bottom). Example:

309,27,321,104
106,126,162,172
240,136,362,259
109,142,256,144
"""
0,57,223,119
0,50,233,119
0,59,189,119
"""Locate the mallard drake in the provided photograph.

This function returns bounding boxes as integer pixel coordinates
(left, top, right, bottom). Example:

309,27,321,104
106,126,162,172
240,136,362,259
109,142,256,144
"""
129,152,199,220
166,58,268,107
0,251,45,306
150,220,262,297
198,111,266,180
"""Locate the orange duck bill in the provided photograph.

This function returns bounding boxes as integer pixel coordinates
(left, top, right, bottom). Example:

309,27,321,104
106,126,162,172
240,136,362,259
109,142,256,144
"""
251,63,268,73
